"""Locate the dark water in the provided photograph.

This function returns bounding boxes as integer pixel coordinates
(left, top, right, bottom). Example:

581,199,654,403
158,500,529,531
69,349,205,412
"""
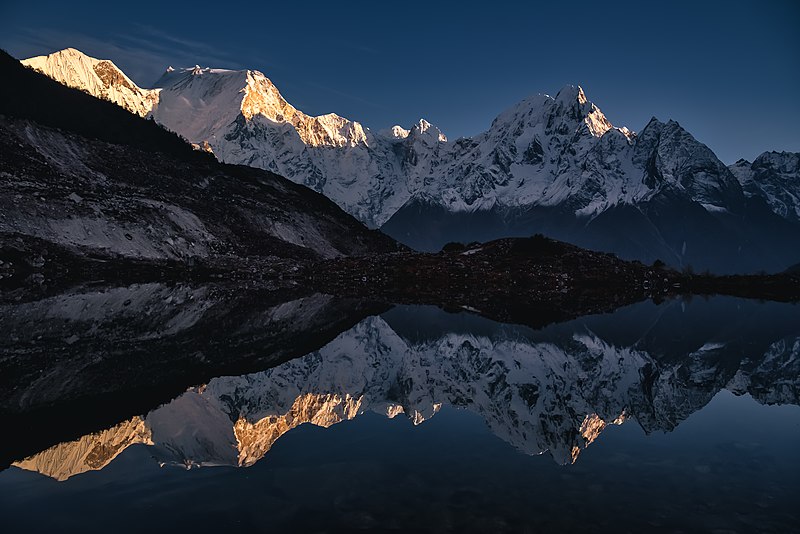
1,293,799,533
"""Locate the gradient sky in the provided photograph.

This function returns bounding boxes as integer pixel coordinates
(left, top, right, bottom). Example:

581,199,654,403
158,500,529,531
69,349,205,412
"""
1,0,798,163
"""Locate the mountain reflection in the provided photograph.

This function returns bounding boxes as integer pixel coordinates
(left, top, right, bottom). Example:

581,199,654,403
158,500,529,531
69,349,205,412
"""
13,297,800,481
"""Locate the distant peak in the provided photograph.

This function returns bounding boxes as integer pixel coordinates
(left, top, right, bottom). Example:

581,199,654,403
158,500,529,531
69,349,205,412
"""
379,125,410,139
416,118,433,131
555,84,587,105
642,116,664,130
24,47,95,64
411,119,447,142
55,47,90,58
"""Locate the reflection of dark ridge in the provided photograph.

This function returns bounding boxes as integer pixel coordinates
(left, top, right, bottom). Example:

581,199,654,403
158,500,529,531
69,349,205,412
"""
382,304,537,344
0,285,388,468
572,296,800,360
302,237,800,334
0,233,219,305
385,297,800,355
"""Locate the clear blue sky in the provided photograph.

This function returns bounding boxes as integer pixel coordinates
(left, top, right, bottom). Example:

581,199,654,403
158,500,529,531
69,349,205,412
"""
1,0,798,163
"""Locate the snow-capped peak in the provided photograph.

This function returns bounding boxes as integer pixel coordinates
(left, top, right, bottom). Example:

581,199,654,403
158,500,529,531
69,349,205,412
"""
410,118,448,142
554,83,587,105
545,84,610,137
379,125,411,139
149,63,369,148
21,48,158,117
490,85,613,139
416,118,433,131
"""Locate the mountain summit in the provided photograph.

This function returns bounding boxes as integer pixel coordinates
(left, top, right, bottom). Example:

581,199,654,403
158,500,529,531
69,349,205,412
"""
22,48,158,117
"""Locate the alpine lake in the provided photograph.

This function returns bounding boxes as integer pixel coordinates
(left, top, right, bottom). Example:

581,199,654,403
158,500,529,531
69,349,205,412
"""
1,286,798,533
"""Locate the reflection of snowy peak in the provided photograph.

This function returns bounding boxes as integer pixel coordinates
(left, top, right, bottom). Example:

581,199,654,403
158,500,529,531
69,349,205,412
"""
16,305,800,480
200,316,639,466
13,417,152,481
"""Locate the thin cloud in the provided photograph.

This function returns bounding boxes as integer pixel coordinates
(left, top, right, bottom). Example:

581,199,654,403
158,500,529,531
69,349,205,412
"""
1,25,265,87
126,23,284,74
4,27,178,85
1,23,388,126
115,33,242,70
131,23,221,53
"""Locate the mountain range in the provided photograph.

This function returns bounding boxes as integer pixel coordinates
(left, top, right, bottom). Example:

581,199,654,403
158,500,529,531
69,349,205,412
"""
20,48,800,273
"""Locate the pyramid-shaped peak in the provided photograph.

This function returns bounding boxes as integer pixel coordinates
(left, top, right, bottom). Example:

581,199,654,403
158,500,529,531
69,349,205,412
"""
57,47,87,57
555,84,588,105
24,47,97,65
20,47,157,117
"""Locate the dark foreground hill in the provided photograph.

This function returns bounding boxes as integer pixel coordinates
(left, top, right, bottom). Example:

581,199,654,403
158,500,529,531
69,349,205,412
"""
0,49,194,158
0,49,400,268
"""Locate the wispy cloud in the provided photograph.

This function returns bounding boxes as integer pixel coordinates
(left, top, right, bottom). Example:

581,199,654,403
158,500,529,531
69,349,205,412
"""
0,22,386,121
0,25,270,87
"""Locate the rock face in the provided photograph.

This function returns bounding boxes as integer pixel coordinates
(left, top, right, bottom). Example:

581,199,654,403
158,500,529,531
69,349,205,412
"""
14,298,800,479
21,48,800,272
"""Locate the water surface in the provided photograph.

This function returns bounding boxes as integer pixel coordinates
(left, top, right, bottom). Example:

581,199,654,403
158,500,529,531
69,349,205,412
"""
1,295,798,532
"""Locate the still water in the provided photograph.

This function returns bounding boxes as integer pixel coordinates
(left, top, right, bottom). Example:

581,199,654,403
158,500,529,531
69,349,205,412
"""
1,292,798,533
